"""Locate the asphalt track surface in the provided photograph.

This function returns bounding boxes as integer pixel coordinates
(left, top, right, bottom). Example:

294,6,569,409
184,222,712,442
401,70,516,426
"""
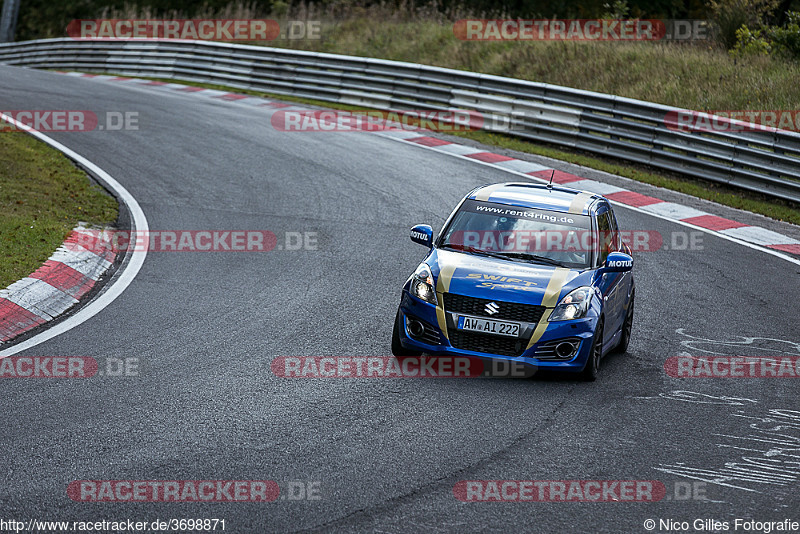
1,65,799,533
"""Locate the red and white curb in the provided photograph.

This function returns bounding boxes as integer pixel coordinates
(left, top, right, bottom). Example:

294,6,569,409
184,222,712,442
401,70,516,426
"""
0,226,117,344
58,72,800,262
58,72,308,109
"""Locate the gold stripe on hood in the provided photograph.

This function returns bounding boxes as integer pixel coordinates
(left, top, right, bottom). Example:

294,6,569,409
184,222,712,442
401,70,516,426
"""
474,183,507,202
525,267,570,350
568,192,593,215
434,251,462,340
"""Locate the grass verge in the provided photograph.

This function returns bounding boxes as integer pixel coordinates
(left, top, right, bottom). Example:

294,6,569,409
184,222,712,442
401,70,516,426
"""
272,20,800,112
0,131,119,289
72,3,800,113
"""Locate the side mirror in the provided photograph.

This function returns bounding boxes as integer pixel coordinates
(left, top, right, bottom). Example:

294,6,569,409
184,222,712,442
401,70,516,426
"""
603,251,633,272
410,224,433,248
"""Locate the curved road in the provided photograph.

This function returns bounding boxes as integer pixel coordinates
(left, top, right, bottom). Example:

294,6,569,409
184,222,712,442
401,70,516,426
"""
1,66,799,533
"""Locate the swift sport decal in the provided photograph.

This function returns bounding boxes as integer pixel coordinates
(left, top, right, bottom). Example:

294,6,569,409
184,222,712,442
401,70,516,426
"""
466,273,539,291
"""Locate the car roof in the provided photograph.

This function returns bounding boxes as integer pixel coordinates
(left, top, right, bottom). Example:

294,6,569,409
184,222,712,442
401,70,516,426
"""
467,182,606,216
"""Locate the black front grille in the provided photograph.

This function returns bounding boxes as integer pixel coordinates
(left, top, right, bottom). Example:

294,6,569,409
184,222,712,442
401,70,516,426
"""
443,293,545,323
449,330,526,357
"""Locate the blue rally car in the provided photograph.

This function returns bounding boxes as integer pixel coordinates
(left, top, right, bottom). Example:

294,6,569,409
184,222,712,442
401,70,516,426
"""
392,182,635,380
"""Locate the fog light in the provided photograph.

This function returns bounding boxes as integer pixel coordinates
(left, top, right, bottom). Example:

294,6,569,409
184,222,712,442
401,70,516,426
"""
555,341,577,358
407,319,425,338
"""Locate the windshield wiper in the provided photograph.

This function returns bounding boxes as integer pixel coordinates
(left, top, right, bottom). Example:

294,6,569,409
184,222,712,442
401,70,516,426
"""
442,244,561,265
441,243,516,261
500,252,569,268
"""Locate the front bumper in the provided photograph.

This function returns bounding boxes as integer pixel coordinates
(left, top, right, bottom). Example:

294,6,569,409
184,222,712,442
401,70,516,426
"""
397,289,599,373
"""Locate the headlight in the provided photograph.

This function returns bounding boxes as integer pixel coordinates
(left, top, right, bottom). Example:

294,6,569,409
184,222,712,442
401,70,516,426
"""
410,263,437,305
549,286,593,321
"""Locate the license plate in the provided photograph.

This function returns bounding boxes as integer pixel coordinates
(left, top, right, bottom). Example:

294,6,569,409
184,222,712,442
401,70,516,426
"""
457,315,521,337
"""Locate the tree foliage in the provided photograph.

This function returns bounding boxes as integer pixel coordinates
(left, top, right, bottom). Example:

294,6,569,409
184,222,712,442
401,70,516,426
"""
7,0,720,41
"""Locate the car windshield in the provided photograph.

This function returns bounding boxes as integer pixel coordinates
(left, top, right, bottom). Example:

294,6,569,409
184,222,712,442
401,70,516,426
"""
440,200,593,269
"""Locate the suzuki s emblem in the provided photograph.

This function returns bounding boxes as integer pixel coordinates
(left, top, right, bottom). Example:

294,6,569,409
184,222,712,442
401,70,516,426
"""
485,302,500,315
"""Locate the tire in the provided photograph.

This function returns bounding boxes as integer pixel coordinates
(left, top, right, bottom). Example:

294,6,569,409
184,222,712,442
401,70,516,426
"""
613,291,634,354
581,319,604,382
392,309,422,357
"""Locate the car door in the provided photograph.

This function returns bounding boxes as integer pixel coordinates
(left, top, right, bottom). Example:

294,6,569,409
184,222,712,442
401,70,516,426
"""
595,207,626,348
608,204,634,328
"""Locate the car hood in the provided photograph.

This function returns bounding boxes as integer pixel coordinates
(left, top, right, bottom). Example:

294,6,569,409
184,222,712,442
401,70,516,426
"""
427,249,592,306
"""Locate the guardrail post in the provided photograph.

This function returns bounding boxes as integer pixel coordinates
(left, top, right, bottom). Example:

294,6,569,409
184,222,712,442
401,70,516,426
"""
0,0,21,43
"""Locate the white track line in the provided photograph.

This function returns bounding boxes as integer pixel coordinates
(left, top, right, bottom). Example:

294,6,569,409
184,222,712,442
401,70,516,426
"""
0,113,149,357
374,131,800,267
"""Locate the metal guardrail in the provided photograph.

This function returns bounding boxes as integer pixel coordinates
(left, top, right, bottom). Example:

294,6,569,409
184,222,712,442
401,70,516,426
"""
2,38,800,203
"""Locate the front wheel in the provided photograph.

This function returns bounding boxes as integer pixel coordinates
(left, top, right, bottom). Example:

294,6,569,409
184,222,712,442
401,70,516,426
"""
613,291,634,354
392,309,422,357
581,319,604,382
